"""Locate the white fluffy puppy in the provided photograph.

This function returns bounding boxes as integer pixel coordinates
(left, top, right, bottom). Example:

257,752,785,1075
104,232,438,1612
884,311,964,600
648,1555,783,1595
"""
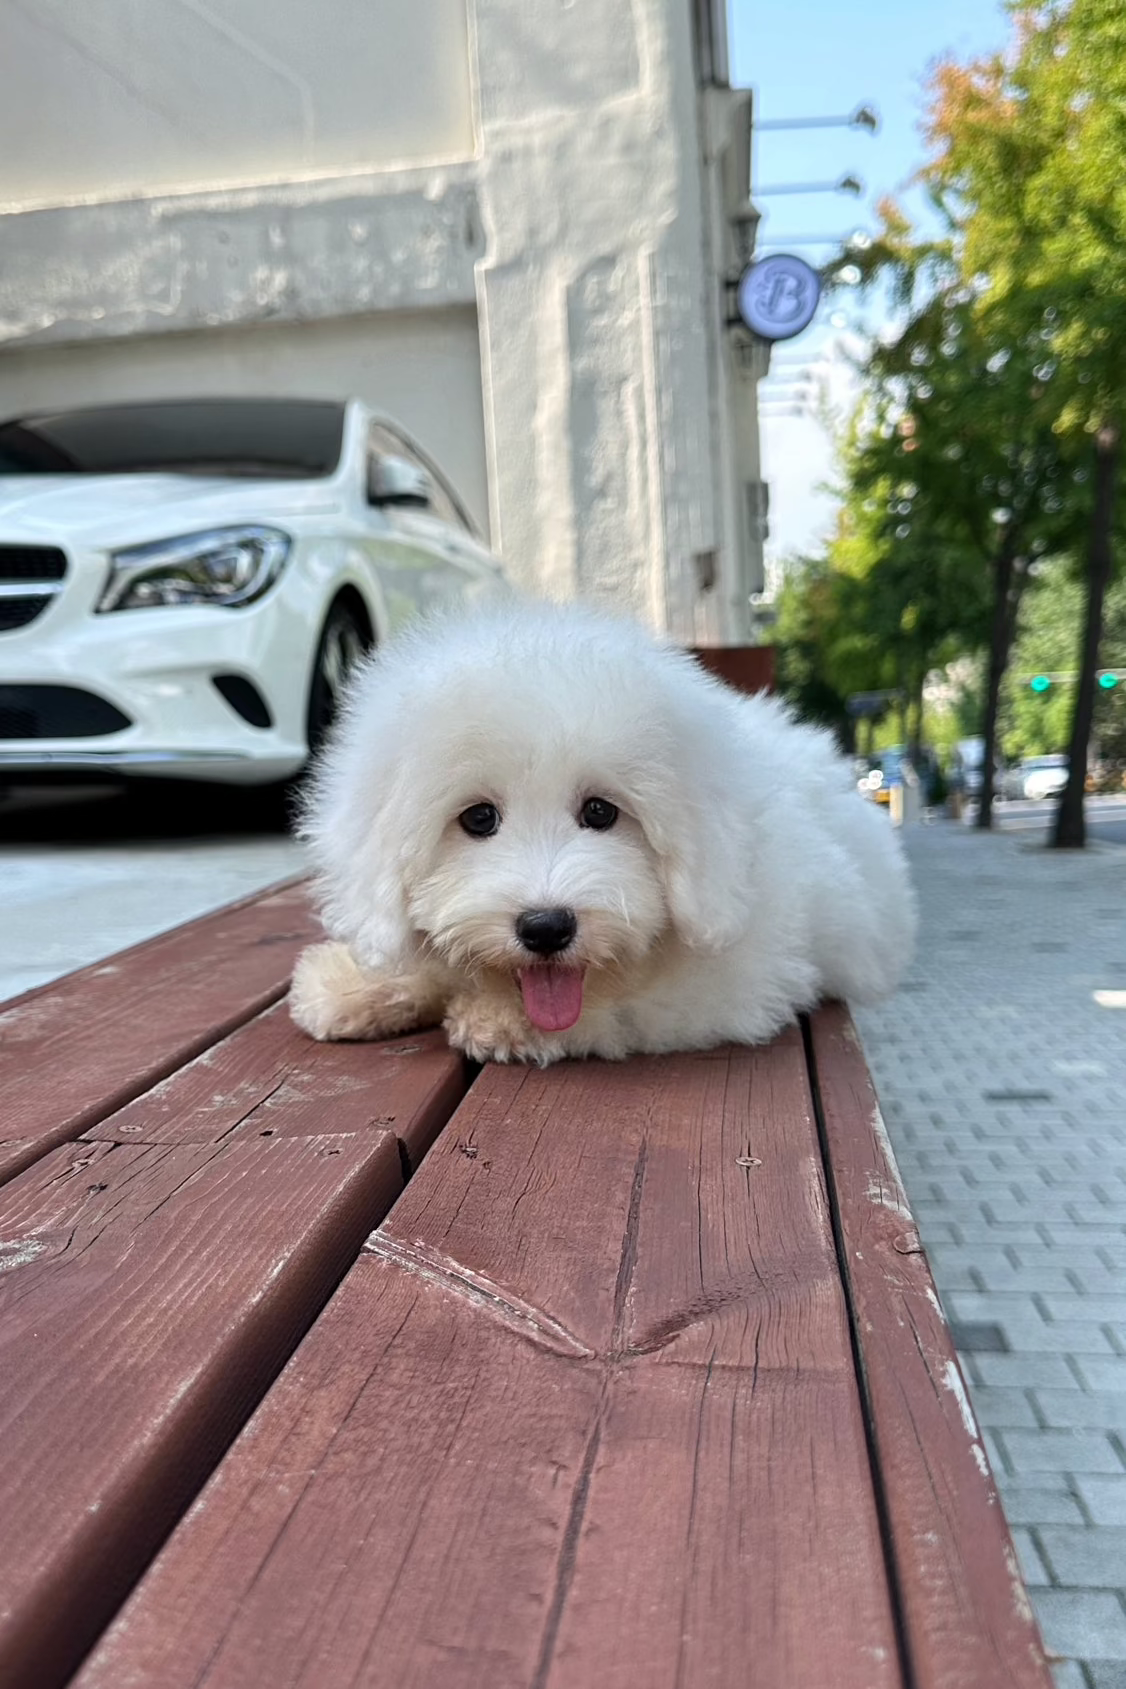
290,597,916,1064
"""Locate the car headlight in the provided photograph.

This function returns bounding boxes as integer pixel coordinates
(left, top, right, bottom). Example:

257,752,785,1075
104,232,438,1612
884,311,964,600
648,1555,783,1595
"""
97,526,291,611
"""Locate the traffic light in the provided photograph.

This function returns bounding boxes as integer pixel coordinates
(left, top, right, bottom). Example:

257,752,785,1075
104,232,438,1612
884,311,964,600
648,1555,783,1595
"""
1030,674,1051,693
1097,670,1123,690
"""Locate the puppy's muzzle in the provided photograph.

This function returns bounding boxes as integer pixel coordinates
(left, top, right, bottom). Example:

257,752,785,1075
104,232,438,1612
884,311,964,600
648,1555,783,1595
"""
515,907,577,956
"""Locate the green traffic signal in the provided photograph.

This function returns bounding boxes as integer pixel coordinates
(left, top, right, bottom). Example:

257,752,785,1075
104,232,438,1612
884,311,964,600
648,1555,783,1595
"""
1098,671,1119,690
1030,674,1051,693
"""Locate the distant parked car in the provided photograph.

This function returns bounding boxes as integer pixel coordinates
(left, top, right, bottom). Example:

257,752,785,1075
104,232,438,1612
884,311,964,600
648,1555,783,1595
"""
857,747,906,806
949,737,983,800
0,398,505,785
1000,754,1069,802
948,736,1007,802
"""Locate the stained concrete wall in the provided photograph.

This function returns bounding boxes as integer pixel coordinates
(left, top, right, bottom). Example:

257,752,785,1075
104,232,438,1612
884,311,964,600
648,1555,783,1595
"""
0,0,764,644
0,0,475,207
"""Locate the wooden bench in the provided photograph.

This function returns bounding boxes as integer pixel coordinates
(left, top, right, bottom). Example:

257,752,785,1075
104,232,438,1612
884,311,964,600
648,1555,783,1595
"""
0,882,1052,1689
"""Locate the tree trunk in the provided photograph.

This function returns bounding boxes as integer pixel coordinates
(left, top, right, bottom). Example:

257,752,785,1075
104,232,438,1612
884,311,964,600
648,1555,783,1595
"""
907,666,926,769
1053,422,1120,849
976,534,1020,831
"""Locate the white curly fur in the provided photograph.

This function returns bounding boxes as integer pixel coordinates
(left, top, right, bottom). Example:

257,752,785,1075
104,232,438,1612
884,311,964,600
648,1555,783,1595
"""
289,596,917,1064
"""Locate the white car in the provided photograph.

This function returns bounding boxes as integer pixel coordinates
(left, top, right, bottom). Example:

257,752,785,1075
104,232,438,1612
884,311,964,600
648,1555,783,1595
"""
1000,754,1069,802
0,397,504,784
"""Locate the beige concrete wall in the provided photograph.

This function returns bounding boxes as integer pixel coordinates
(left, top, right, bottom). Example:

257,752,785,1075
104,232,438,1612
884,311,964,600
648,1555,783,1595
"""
0,165,482,352
699,88,769,614
0,308,490,533
471,0,751,639
0,0,763,643
0,0,475,209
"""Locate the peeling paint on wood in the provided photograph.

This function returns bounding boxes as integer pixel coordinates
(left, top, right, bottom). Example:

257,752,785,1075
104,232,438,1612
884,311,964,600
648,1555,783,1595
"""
85,1001,466,1167
0,902,1052,1688
74,1036,903,1689
0,881,317,1181
0,1130,404,1689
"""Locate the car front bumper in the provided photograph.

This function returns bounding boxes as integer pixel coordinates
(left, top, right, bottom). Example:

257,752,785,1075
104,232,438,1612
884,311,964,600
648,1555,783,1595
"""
0,593,316,785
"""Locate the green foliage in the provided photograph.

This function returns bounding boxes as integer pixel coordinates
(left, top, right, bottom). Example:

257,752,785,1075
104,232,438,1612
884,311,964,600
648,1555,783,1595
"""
925,0,1126,435
772,554,893,742
1002,566,1084,754
771,564,852,738
1001,560,1126,756
923,0,1126,840
772,0,1126,818
923,663,986,760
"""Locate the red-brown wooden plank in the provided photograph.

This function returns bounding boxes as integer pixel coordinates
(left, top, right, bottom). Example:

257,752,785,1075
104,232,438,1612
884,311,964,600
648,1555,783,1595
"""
691,643,775,694
74,1035,904,1689
0,877,316,1182
0,1110,404,1688
807,1003,1053,1689
0,1140,35,1182
84,1003,466,1169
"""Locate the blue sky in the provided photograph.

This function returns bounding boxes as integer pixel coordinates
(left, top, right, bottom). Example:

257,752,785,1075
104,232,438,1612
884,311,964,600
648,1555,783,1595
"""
728,0,1012,570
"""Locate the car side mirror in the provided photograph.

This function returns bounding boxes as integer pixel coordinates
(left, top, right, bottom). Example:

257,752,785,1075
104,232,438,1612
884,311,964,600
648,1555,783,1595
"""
367,455,432,508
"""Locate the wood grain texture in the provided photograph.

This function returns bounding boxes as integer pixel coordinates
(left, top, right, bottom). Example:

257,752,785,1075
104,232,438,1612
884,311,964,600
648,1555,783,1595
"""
0,1127,402,1689
0,878,317,1182
85,1003,466,1169
807,1003,1053,1689
0,1140,37,1183
75,1035,904,1689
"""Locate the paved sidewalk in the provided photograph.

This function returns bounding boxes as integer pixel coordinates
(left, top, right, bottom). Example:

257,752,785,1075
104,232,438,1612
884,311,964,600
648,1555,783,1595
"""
0,783,311,1002
0,834,303,1001
854,819,1126,1689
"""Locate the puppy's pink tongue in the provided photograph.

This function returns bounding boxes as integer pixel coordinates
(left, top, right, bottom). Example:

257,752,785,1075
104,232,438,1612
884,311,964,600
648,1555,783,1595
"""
519,966,585,1031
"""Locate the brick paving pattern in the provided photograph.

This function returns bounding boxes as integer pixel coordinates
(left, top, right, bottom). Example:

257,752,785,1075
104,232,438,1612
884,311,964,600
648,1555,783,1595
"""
854,819,1126,1689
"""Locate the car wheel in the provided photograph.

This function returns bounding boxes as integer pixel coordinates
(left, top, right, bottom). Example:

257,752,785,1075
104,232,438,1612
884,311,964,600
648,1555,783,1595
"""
305,597,372,756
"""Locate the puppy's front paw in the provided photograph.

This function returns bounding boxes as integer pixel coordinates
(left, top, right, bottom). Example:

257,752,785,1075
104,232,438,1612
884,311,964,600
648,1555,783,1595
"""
444,990,562,1066
290,942,447,1042
290,942,382,1041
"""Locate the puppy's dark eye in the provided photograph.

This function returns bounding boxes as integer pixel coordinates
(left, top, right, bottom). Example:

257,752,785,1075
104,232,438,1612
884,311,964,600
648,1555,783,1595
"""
458,802,501,838
579,796,619,831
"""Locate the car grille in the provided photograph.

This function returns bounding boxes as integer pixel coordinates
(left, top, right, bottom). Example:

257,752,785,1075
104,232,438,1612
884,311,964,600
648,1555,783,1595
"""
0,545,69,632
0,685,132,739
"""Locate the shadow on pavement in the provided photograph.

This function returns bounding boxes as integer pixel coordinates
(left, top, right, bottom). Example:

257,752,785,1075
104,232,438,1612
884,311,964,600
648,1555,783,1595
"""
0,780,300,845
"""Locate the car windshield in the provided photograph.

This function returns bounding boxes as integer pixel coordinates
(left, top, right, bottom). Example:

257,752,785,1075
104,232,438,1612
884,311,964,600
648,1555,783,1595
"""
0,400,346,479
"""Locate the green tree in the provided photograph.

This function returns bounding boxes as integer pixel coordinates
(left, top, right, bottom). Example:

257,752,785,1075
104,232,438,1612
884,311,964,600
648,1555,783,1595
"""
1003,566,1085,756
832,258,1078,824
834,450,988,762
1004,560,1126,759
773,540,901,750
774,409,994,764
772,560,856,743
925,0,1126,845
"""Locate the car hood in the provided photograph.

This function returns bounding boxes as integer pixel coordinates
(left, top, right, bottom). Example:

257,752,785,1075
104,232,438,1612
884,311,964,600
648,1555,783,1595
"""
0,475,341,548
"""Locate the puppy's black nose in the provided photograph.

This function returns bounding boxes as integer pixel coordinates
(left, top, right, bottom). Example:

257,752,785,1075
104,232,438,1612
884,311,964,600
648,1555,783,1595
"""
515,907,577,955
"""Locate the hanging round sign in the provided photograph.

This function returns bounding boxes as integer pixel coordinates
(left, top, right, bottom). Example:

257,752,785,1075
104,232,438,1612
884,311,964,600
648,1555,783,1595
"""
736,254,821,342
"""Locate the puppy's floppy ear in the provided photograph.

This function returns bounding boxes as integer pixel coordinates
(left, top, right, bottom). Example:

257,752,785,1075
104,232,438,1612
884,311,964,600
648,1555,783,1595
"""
317,787,422,972
302,761,422,969
625,688,760,952
643,799,757,951
297,667,427,970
